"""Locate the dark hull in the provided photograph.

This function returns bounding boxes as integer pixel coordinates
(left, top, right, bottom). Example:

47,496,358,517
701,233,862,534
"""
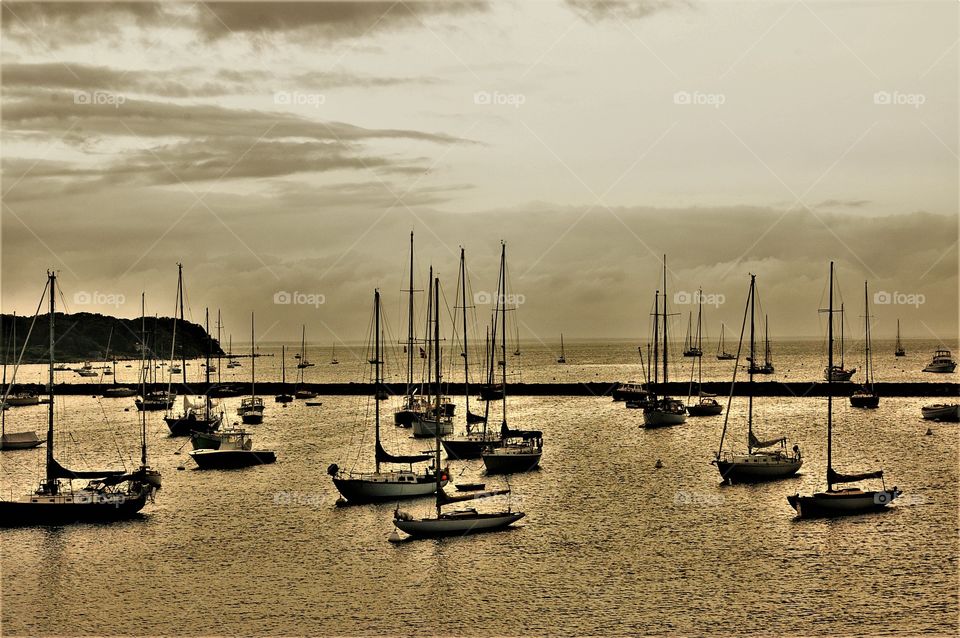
190,450,276,469
850,394,880,408
136,400,173,412
441,436,502,460
787,489,898,519
240,414,263,425
275,395,293,403
478,386,504,401
714,459,802,483
0,494,148,526
394,410,419,427
482,452,541,474
165,416,220,436
687,403,723,416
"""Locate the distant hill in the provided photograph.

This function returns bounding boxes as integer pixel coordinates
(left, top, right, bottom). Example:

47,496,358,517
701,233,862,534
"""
0,312,224,364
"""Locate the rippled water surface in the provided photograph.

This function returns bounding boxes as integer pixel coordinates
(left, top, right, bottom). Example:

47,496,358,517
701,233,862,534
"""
1,345,957,636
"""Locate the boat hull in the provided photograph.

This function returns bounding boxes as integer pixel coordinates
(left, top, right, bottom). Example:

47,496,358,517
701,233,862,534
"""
332,475,446,503
687,403,723,417
394,511,524,538
921,404,959,422
240,413,264,425
482,451,541,474
5,396,40,407
922,362,957,373
441,435,502,460
0,492,148,526
412,417,454,438
102,387,137,398
850,393,880,408
787,488,899,518
189,449,276,469
394,409,420,427
714,456,802,483
642,410,687,428
0,432,45,450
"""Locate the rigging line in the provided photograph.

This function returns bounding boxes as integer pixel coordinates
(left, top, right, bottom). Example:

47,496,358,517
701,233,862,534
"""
2,279,50,405
717,276,752,458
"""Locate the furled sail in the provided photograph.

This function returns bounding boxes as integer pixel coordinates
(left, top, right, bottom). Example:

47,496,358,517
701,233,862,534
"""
375,441,431,465
500,423,542,440
829,468,884,484
466,411,486,424
49,458,124,480
749,431,786,449
438,487,510,505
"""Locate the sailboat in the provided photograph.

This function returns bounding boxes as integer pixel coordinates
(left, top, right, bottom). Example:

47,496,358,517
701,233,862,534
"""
226,334,241,368
712,274,802,482
412,265,455,439
294,326,318,399
824,303,856,381
237,313,265,425
850,282,880,408
482,243,543,474
787,262,900,518
395,232,429,428
716,323,736,360
329,289,446,503
686,291,722,416
275,345,294,403
0,272,159,525
747,315,775,374
441,248,500,460
557,334,567,364
682,309,702,357
643,256,687,428
164,275,223,435
135,315,175,411
296,328,315,369
330,342,339,365
1,312,45,450
394,275,524,539
894,320,906,357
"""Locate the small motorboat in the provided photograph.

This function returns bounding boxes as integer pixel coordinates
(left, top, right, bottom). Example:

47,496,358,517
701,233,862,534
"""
921,403,959,422
188,430,276,469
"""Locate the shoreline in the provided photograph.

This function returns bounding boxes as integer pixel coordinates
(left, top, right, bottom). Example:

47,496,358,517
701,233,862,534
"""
11,381,960,398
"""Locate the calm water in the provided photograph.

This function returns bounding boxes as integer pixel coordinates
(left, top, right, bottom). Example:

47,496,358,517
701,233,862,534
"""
11,337,960,387
1,345,957,636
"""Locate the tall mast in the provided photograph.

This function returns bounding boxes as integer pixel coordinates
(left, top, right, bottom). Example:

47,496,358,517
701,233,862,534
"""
141,293,147,467
840,303,845,370
250,312,256,399
696,289,703,393
747,275,756,452
499,243,508,428
216,310,222,384
166,266,179,408
374,289,382,474
179,263,186,383
662,256,669,384
406,231,415,399
1,313,10,437
425,265,433,404
827,262,835,491
433,277,442,517
765,315,771,366
301,325,307,363
204,308,210,419
281,345,286,385
864,281,872,388
46,271,56,484
459,248,472,431
652,290,659,386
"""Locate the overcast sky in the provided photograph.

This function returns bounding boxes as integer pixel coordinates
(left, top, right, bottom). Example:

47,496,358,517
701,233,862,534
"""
1,1,957,345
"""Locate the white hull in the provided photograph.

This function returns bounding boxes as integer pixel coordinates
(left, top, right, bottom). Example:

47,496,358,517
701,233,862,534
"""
394,511,524,537
788,488,900,518
333,473,447,503
643,410,687,428
922,362,956,373
921,404,959,421
412,417,454,438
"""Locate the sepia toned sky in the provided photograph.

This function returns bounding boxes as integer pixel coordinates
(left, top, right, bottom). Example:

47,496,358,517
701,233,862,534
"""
1,0,957,345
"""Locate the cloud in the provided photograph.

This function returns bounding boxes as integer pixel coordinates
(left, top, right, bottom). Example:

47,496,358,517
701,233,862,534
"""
564,0,688,23
813,199,872,209
2,63,439,98
195,1,488,40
